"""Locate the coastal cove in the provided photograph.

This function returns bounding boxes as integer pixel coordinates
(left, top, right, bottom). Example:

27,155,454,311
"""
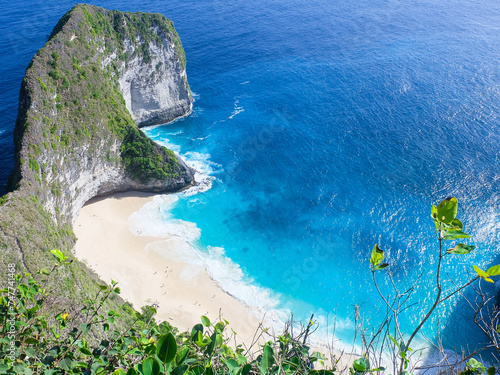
73,191,357,370
1,0,500,371
73,192,266,345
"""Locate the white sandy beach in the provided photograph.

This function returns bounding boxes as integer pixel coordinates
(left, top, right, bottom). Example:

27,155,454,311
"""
73,191,353,369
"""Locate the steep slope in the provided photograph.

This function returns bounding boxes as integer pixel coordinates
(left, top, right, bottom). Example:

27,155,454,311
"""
0,4,193,315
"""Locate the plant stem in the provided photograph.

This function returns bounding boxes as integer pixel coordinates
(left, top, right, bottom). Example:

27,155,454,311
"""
401,231,444,374
438,276,479,305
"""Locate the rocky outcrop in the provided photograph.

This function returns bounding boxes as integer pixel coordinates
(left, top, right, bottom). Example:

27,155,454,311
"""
6,4,194,224
119,37,192,127
0,4,194,290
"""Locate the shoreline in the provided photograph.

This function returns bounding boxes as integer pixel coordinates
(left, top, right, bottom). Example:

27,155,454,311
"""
73,191,353,369
73,191,269,347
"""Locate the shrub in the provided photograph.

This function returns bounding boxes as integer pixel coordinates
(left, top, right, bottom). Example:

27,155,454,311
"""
0,252,334,374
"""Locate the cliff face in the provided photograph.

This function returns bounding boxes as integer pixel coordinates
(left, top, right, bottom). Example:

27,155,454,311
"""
119,36,192,127
0,5,193,306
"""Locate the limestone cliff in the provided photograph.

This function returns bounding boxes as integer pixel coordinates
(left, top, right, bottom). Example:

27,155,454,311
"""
0,4,193,311
119,37,192,127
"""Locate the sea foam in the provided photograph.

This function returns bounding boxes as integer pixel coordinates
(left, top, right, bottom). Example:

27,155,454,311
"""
129,132,366,355
129,190,290,330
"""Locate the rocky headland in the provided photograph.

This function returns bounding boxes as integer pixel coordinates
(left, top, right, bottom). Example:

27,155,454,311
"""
0,4,193,314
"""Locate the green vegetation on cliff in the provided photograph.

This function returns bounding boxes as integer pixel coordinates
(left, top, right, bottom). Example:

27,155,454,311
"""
121,127,180,181
0,3,192,351
0,257,330,374
10,4,189,193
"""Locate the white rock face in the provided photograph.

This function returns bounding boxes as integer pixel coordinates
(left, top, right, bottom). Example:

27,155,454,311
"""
36,30,194,223
39,136,193,224
119,29,192,127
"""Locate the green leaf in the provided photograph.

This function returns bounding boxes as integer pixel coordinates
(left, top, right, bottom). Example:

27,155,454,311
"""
487,367,495,375
49,346,61,357
373,263,389,271
196,334,211,349
261,343,275,373
127,368,138,375
157,332,177,364
237,355,248,365
190,364,205,375
442,230,470,240
25,337,39,345
190,324,203,341
59,358,75,371
25,347,36,357
310,351,326,361
370,244,384,267
100,339,110,348
80,347,92,356
50,249,68,263
225,360,239,375
176,347,190,366
444,218,463,231
40,268,50,275
215,321,225,334
81,322,91,335
205,332,217,357
436,197,458,224
113,370,126,375
215,334,223,349
446,244,475,255
399,340,407,353
473,265,494,283
13,364,28,374
467,358,485,372
201,315,211,327
353,357,369,372
486,265,500,276
241,364,252,375
171,365,189,375
142,356,161,375
431,204,438,221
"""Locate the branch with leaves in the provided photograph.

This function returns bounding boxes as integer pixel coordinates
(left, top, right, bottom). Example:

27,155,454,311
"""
369,197,500,375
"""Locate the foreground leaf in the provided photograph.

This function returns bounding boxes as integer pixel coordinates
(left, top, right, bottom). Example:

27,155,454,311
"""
444,218,463,231
175,346,190,366
190,324,203,341
436,197,458,224
50,249,68,263
157,332,177,363
446,244,475,255
261,343,275,373
201,315,211,327
373,263,389,271
352,357,370,372
486,265,500,276
473,265,493,283
442,230,470,240
142,357,161,375
370,244,384,267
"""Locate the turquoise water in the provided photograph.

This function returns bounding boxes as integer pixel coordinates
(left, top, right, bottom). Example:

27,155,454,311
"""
2,0,500,356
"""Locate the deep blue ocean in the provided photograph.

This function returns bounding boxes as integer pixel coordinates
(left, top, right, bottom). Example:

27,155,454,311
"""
2,0,500,358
